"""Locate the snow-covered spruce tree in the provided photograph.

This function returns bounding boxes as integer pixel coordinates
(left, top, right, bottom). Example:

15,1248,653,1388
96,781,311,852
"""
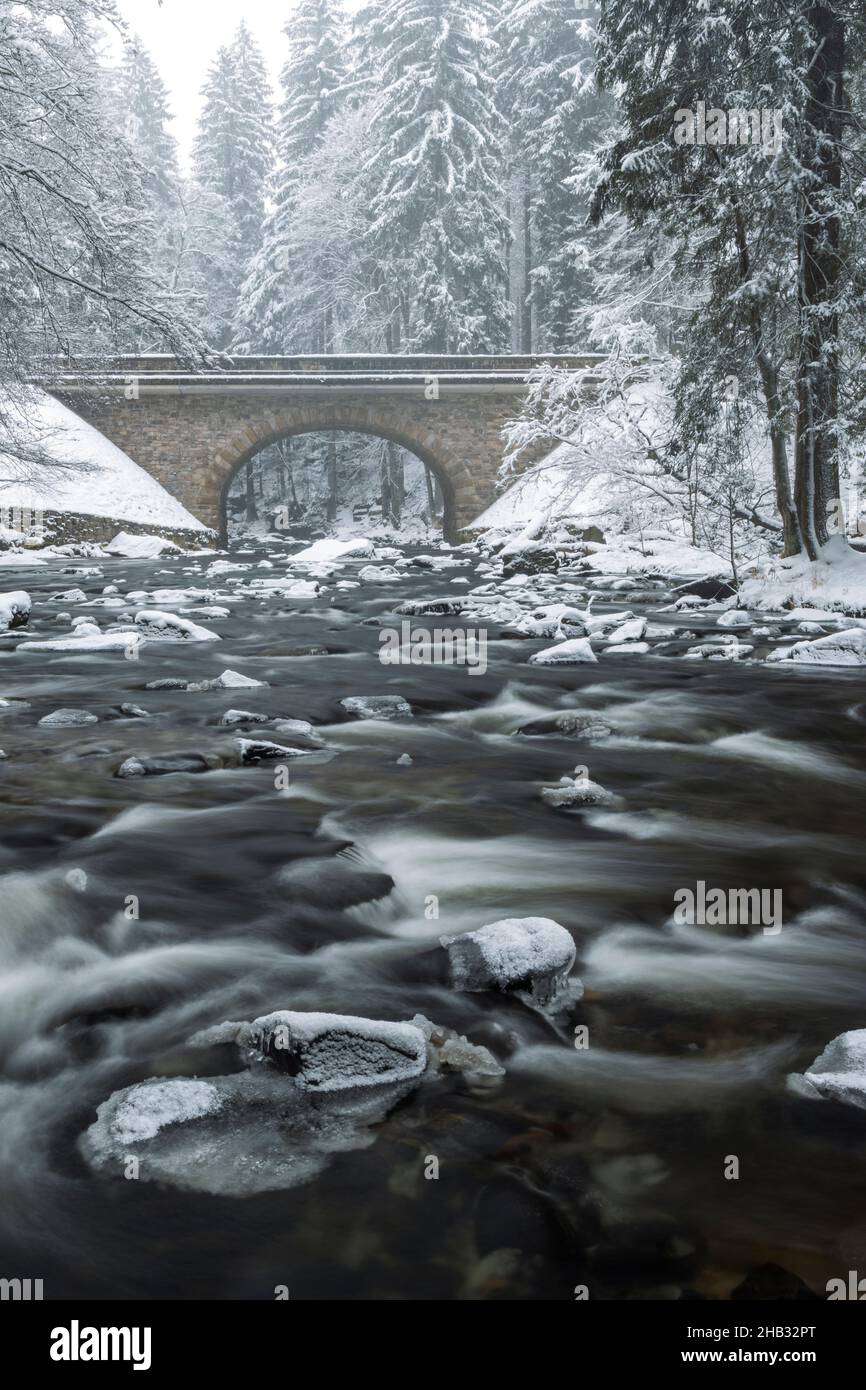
589,0,866,559
0,0,208,480
192,22,272,345
235,0,346,352
356,0,511,353
497,1,615,351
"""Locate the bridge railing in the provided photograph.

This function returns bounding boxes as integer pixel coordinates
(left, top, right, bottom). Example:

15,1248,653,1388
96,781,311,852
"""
46,352,606,378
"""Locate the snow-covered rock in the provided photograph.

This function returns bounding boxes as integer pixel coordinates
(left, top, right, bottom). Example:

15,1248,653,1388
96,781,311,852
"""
604,641,650,655
0,590,30,629
340,695,413,720
219,708,270,726
134,609,221,642
441,916,577,1006
17,630,144,654
246,1010,428,1092
528,636,597,665
787,1030,866,1109
605,616,647,644
541,772,617,808
107,532,181,559
289,537,373,565
116,753,212,778
213,669,268,689
235,738,313,763
766,627,866,667
38,708,98,727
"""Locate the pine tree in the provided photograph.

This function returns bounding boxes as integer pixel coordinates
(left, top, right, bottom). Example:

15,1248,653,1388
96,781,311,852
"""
357,0,511,353
192,22,272,343
235,1,346,352
498,2,615,350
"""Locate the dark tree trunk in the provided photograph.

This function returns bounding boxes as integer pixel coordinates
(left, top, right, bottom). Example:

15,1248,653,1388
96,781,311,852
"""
245,460,257,522
794,3,845,558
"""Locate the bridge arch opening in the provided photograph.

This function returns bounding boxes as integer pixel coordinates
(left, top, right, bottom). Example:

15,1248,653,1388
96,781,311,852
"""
220,425,455,546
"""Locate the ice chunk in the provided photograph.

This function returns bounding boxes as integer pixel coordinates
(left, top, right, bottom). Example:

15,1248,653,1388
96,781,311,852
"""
235,738,313,763
787,1030,866,1109
17,631,144,654
411,1014,505,1090
528,637,597,665
246,1010,428,1092
87,1077,222,1145
441,916,577,1005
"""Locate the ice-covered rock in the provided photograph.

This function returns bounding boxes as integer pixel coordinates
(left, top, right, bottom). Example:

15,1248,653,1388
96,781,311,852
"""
116,753,213,778
357,564,402,583
134,610,221,642
289,537,373,565
441,916,577,1006
767,628,866,667
717,609,752,628
541,771,617,807
213,669,268,689
107,532,180,559
510,604,586,639
411,1014,505,1090
605,616,647,643
17,630,144,654
235,737,313,763
340,695,413,720
528,637,597,665
787,1030,866,1109
38,708,98,727
219,708,270,726
246,1010,428,1091
604,641,650,655
0,590,30,629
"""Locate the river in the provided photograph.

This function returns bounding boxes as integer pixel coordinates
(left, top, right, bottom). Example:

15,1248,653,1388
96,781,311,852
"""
1,537,865,1301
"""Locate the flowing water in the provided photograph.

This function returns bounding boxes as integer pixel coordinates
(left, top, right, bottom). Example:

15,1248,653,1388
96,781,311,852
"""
2,541,866,1301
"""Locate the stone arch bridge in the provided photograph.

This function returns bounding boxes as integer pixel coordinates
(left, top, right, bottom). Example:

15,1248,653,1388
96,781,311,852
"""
50,354,603,542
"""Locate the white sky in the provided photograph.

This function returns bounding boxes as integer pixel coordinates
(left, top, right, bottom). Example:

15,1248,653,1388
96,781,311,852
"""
113,1,294,168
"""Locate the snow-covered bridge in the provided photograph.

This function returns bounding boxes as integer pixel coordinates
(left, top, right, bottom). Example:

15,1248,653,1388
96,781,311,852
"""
49,354,603,541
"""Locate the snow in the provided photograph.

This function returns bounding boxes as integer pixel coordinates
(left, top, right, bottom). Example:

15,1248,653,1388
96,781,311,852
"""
134,609,221,642
213,669,268,689
87,1078,223,1147
766,627,866,667
0,590,30,629
17,631,144,654
441,916,577,1005
289,537,373,564
739,537,866,616
247,1010,428,1092
0,391,208,531
528,637,597,665
107,532,181,558
788,1030,866,1109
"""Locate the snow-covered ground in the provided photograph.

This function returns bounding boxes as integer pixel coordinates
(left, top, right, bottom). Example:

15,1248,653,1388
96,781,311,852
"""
740,536,866,616
0,390,208,535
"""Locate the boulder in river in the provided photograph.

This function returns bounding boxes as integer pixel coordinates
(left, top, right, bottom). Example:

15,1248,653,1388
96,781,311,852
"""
116,752,214,778
340,695,413,720
787,1029,866,1109
0,589,30,629
38,708,98,727
441,916,577,1006
245,1010,428,1091
528,637,597,665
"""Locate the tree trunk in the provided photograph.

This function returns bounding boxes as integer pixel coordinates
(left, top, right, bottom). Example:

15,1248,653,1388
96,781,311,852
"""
424,464,437,522
794,3,845,558
521,179,533,353
245,460,257,522
326,434,338,523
